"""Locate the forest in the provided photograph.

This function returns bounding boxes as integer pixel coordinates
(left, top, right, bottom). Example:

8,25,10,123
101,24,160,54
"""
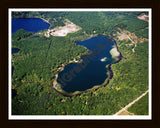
11,11,149,115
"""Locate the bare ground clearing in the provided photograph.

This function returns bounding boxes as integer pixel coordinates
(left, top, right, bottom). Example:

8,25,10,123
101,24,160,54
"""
117,29,148,53
44,19,81,37
137,13,149,22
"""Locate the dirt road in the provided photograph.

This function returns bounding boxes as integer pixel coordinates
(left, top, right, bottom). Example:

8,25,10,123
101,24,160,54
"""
114,90,149,115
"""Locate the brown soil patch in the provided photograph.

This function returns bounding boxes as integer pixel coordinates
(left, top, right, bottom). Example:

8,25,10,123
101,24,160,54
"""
119,30,138,44
45,19,81,37
137,13,149,22
117,29,148,53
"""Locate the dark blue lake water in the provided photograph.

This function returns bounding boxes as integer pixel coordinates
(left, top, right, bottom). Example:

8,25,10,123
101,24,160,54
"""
12,48,20,54
57,36,117,93
12,18,50,33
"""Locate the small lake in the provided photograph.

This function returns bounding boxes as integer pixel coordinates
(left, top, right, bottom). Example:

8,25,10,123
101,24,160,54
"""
56,35,121,94
12,18,50,33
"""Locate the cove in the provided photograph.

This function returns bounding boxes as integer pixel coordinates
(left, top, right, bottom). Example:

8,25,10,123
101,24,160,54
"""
53,35,122,96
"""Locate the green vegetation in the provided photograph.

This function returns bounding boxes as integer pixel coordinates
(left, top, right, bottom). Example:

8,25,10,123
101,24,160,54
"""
12,30,89,82
12,29,34,41
128,93,149,115
12,11,149,115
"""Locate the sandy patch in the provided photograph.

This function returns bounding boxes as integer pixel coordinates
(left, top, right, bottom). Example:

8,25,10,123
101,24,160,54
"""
137,13,149,22
45,19,81,37
100,57,107,62
110,45,120,58
118,110,134,115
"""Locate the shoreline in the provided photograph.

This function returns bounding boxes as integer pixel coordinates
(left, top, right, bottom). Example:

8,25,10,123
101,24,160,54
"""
52,35,123,97
34,16,50,25
12,46,21,50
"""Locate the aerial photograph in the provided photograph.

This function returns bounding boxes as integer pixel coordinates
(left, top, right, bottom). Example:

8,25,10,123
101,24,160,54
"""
9,9,151,119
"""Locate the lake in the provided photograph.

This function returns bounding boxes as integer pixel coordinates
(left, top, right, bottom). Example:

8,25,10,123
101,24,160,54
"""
55,35,121,95
12,18,50,33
